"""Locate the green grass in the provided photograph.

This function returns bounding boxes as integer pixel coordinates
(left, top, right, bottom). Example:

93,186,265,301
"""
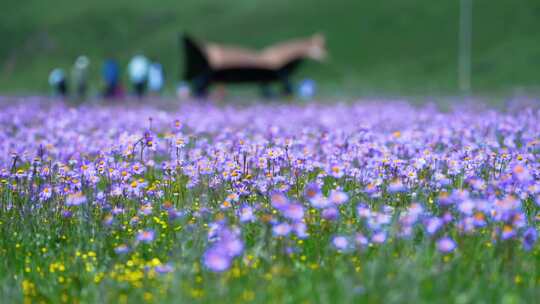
2,0,540,95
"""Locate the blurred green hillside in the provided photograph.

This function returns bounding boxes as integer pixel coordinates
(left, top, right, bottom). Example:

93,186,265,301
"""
2,0,540,96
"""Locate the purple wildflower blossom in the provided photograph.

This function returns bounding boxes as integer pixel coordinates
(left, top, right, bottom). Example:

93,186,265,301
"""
522,227,537,251
203,249,231,272
273,222,292,236
436,237,456,253
155,264,174,274
321,207,339,221
136,230,155,243
332,236,349,250
282,203,304,221
114,244,130,254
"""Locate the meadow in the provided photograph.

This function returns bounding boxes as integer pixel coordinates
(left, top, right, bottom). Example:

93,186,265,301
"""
0,98,538,303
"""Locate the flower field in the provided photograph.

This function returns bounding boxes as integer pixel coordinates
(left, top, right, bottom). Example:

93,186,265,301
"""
0,99,539,303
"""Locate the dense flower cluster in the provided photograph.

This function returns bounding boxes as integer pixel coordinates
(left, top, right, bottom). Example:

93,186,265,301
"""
0,99,539,301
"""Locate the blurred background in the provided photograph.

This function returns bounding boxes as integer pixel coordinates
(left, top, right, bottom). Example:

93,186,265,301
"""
2,0,540,97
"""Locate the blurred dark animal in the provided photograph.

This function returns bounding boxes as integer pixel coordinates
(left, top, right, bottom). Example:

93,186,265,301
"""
181,33,326,97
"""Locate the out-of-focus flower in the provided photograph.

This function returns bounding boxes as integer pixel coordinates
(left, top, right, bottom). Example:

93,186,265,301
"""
271,192,289,210
329,164,344,178
155,263,174,274
310,194,331,209
203,223,243,272
293,222,308,238
512,164,532,183
501,225,516,240
136,230,155,243
203,249,230,272
425,217,443,235
332,236,349,250
322,207,339,221
39,186,52,201
282,203,304,221
273,222,292,236
457,199,475,215
522,227,537,251
388,179,406,193
329,190,348,205
304,182,321,200
66,192,87,207
355,233,369,248
239,206,255,223
114,244,130,254
357,204,371,218
371,231,387,244
436,237,456,253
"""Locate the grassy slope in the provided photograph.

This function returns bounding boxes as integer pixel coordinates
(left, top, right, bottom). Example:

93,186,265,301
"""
1,0,540,95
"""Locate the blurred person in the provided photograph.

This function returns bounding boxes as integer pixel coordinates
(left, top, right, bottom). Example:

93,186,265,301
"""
102,59,121,99
298,79,316,100
148,62,164,94
128,54,150,98
71,55,90,99
48,68,68,98
176,81,191,100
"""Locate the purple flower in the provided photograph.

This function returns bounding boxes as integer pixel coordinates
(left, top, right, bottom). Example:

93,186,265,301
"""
66,192,87,207
357,204,371,218
513,164,532,183
436,237,456,253
329,164,344,178
457,200,475,215
144,130,154,147
39,186,52,201
355,233,369,248
310,194,331,209
203,223,243,272
272,222,292,236
155,264,174,274
425,217,443,235
203,249,231,272
332,236,349,250
114,244,130,254
321,207,339,221
112,207,125,215
239,206,255,223
103,214,114,226
168,209,185,220
131,162,145,175
222,238,244,257
388,179,406,193
501,225,516,240
271,192,289,210
371,231,387,244
442,212,453,224
473,212,487,227
329,190,348,205
282,203,304,221
293,222,308,238
522,227,537,251
136,230,155,243
304,182,321,200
